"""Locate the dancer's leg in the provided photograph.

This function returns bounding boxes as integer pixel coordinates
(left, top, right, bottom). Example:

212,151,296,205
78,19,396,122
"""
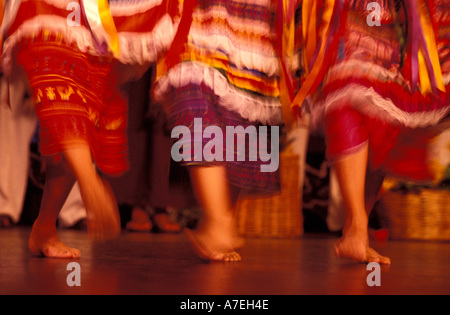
29,145,121,257
364,167,390,263
230,185,245,249
186,165,241,262
29,156,80,258
62,147,121,241
365,168,385,216
333,144,390,264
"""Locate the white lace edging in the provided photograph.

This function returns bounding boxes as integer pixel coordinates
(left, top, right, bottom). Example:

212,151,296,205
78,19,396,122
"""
311,84,450,129
189,26,280,77
116,14,179,65
21,0,74,10
154,62,284,125
2,13,179,74
2,15,97,75
20,0,166,16
192,6,272,36
109,0,164,16
324,59,406,86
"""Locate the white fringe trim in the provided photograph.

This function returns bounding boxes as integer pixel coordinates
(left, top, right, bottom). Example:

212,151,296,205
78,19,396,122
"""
2,15,97,75
154,62,283,125
192,5,272,36
21,0,73,10
189,26,280,77
324,59,406,87
311,84,450,129
109,0,164,16
2,13,179,75
116,14,179,65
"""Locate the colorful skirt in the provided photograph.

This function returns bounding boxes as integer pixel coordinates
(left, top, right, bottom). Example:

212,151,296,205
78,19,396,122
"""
308,0,450,182
153,0,288,127
165,83,281,193
16,34,129,175
153,0,292,193
2,0,181,70
2,0,182,175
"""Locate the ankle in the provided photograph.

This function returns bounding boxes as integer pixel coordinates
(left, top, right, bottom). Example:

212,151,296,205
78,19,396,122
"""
343,219,368,236
32,217,57,236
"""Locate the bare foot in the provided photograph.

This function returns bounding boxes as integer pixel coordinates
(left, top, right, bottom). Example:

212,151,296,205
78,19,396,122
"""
185,228,241,262
29,223,81,258
335,229,391,265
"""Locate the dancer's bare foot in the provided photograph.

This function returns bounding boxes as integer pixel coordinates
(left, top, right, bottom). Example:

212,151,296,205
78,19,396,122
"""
185,226,241,262
335,228,391,265
29,222,81,258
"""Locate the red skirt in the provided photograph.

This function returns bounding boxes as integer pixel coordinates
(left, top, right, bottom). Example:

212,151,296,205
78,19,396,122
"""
311,1,450,183
324,105,443,183
16,33,129,176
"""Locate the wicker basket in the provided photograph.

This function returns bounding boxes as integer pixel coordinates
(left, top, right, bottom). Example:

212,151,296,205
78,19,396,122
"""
378,189,450,241
234,150,304,238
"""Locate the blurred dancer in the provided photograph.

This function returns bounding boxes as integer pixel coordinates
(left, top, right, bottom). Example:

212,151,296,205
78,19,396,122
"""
153,0,301,261
294,0,450,264
1,0,181,257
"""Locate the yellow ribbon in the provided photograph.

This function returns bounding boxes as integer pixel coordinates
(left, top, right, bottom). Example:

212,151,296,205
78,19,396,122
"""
97,0,120,57
291,0,335,109
283,0,296,61
417,0,444,94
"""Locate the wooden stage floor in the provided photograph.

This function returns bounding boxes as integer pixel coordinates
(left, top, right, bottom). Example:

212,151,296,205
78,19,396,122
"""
1,227,450,296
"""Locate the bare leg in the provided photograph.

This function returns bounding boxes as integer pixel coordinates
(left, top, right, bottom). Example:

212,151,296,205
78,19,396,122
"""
29,146,121,258
333,143,391,264
229,184,244,249
365,168,385,217
186,165,241,262
62,147,121,241
364,167,390,259
29,156,81,258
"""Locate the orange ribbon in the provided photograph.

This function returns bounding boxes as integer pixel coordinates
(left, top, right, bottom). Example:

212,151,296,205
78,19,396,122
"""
292,0,337,111
156,0,197,79
0,0,4,53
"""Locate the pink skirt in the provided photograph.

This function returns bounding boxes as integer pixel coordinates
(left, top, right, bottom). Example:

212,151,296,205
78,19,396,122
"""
309,0,450,183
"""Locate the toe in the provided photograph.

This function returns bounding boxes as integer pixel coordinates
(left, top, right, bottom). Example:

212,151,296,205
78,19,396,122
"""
71,248,82,258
